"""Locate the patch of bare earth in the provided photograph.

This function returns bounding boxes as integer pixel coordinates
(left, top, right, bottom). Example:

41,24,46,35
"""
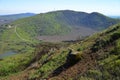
49,50,97,80
37,27,96,42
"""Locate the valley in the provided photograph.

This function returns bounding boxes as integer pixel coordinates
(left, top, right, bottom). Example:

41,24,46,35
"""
37,26,96,42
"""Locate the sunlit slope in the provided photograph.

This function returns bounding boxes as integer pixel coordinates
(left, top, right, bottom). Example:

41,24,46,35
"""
11,10,119,37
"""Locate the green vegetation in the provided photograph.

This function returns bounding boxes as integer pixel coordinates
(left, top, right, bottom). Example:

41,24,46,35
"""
11,11,72,36
0,25,38,54
0,16,39,79
35,50,68,79
74,23,120,80
0,51,34,77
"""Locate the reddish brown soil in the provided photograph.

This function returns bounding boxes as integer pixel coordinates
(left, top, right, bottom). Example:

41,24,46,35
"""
49,50,97,80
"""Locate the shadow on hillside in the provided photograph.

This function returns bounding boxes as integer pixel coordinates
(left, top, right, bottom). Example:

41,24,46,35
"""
50,52,80,77
50,63,76,77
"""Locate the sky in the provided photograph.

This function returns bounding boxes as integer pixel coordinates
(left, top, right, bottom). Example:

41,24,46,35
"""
0,0,120,16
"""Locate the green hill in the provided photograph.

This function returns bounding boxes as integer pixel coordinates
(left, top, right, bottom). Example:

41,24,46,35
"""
11,10,119,37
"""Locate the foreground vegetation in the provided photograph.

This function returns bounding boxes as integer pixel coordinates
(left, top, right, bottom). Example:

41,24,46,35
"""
0,21,39,79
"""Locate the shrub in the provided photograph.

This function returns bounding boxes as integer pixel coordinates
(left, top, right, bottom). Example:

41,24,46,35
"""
110,33,120,42
86,70,102,80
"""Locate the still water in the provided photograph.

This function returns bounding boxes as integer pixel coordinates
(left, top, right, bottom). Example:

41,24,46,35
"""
0,51,17,59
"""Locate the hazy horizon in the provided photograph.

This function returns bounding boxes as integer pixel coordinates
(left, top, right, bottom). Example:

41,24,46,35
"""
0,0,120,16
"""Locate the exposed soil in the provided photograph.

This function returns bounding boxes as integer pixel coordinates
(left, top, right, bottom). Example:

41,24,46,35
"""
37,27,97,42
49,50,97,80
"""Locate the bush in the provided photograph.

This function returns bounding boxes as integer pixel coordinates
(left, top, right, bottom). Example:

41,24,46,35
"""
110,33,120,42
86,70,102,80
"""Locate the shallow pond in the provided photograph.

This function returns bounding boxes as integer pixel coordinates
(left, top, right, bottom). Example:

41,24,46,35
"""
0,51,17,59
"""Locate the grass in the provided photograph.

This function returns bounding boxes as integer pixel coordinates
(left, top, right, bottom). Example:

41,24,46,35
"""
28,48,69,79
0,22,39,78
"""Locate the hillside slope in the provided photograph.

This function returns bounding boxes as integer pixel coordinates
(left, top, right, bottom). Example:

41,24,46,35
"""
35,23,120,80
49,23,120,80
2,23,120,80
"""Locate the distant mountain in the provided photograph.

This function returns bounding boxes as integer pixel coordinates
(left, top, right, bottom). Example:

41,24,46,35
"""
0,13,36,26
0,13,35,20
80,12,119,30
11,10,119,38
109,16,120,19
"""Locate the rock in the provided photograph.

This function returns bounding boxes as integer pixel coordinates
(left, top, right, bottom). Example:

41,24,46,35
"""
67,49,82,64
